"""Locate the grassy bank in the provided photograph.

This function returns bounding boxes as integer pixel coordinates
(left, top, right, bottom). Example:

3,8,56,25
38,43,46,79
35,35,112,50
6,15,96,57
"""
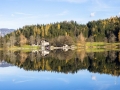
0,45,40,51
0,42,120,52
85,42,120,49
77,42,120,52
86,42,120,46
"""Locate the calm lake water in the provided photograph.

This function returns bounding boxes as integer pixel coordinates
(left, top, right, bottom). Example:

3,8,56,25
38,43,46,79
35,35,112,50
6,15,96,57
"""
0,50,120,90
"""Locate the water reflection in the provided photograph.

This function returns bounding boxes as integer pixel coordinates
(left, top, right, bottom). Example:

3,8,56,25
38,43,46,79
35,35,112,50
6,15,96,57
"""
0,61,12,67
1,67,119,90
0,50,120,76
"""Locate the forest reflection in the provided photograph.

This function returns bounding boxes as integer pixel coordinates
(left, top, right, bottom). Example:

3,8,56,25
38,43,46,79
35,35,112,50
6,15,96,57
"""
0,50,120,76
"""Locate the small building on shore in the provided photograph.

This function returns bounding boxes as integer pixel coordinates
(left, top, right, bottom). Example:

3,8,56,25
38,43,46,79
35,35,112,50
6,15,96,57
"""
41,40,49,51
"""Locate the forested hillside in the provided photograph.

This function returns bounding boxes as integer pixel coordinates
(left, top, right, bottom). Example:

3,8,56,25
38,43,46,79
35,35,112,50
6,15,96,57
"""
0,16,120,47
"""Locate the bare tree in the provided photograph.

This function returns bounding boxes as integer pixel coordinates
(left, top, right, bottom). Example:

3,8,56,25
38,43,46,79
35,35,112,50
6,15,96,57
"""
9,34,16,47
29,35,35,45
56,36,74,46
36,35,41,45
108,32,116,43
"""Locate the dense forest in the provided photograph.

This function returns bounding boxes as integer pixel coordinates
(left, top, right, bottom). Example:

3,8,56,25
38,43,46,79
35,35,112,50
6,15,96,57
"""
0,50,120,76
0,16,120,48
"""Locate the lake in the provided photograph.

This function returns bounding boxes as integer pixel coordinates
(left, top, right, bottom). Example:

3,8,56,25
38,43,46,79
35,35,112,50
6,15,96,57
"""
0,50,120,90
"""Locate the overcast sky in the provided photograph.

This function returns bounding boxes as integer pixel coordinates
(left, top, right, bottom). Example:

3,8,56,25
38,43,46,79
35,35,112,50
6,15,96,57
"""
0,0,120,29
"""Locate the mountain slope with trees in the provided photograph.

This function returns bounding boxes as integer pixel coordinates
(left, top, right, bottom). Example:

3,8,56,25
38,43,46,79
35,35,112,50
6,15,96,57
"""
0,16,120,48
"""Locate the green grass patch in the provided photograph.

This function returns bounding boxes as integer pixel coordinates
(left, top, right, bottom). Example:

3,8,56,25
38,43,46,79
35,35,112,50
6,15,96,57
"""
86,42,107,46
86,42,120,46
86,48,120,53
21,45,40,49
0,45,40,51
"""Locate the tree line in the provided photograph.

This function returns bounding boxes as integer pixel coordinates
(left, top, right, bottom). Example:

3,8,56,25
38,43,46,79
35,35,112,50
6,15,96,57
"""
0,16,120,48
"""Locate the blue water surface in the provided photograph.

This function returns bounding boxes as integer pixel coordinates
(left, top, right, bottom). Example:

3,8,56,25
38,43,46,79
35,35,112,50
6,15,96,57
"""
0,66,119,90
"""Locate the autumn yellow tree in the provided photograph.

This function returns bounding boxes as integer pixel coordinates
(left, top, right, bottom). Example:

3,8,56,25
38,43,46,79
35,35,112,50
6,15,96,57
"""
33,26,37,37
57,24,60,29
37,28,41,35
19,34,28,46
45,24,50,36
77,32,86,44
41,25,44,37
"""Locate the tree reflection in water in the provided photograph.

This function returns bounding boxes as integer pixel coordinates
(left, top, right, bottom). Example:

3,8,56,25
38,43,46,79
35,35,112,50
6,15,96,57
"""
0,50,120,76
